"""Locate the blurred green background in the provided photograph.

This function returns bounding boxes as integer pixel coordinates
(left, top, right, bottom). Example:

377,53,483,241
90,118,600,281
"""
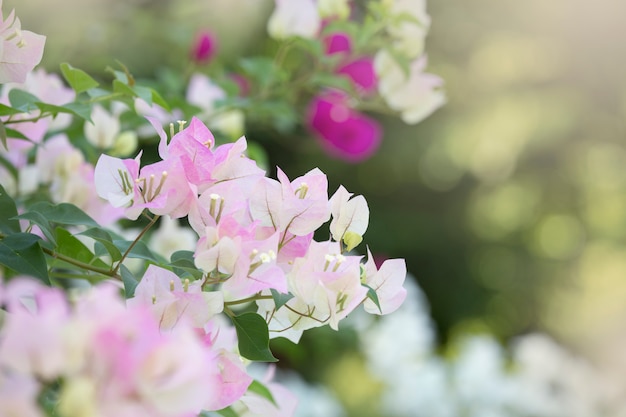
9,0,626,406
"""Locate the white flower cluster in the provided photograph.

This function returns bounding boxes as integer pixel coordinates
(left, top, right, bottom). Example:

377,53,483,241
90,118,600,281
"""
358,279,626,417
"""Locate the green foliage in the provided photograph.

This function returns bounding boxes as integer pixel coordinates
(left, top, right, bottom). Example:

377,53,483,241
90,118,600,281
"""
120,264,139,298
231,312,278,362
247,379,277,406
363,284,382,314
60,62,100,93
17,202,99,245
0,233,49,284
240,57,287,91
51,227,109,271
199,407,239,417
0,103,24,116
270,288,294,310
79,228,123,262
8,89,39,112
35,102,91,121
0,184,20,234
169,250,204,280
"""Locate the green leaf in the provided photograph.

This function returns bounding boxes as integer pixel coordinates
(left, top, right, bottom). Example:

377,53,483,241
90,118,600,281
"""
112,79,136,99
150,88,170,111
0,124,27,150
120,264,138,298
231,312,278,362
53,228,109,270
170,250,195,264
0,118,6,150
14,210,55,244
79,228,122,262
270,288,294,310
60,63,100,93
86,87,112,99
133,85,153,105
0,233,49,284
200,407,239,417
18,202,99,228
4,127,30,141
8,89,39,112
62,102,93,121
169,250,203,280
35,102,91,121
247,379,277,405
0,155,17,180
0,103,23,116
0,184,20,234
363,283,382,314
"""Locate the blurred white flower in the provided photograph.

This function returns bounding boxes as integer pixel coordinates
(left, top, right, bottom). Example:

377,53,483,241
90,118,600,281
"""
382,0,431,58
375,50,445,124
150,216,197,262
317,0,350,20
267,0,320,40
84,105,120,149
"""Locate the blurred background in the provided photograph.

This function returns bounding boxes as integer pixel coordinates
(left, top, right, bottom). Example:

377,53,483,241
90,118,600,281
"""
8,0,626,414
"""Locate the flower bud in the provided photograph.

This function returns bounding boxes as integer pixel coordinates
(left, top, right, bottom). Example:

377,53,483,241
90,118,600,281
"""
191,30,217,64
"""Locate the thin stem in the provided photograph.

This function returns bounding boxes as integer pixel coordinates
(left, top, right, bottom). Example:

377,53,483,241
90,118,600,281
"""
42,247,121,280
4,112,49,125
111,213,160,275
223,306,235,318
224,294,273,307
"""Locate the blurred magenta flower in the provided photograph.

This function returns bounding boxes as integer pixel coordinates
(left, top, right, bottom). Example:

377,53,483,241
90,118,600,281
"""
323,31,377,95
191,30,217,64
323,31,352,55
0,5,45,83
229,73,250,97
307,92,381,162
337,57,377,94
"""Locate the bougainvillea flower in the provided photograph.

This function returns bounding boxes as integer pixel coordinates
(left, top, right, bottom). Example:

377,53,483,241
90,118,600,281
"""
329,185,369,250
267,0,320,40
128,264,224,330
375,50,445,124
191,30,217,64
337,56,377,94
362,248,407,315
323,31,352,55
0,6,45,83
307,92,381,162
250,167,330,237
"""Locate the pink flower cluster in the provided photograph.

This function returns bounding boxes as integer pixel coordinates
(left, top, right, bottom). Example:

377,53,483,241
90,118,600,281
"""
0,277,250,417
95,117,407,343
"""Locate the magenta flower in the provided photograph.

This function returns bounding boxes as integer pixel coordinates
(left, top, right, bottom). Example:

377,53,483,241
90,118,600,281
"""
0,5,45,83
229,73,250,97
323,31,352,55
337,56,377,94
307,92,381,162
322,31,378,95
191,30,217,64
